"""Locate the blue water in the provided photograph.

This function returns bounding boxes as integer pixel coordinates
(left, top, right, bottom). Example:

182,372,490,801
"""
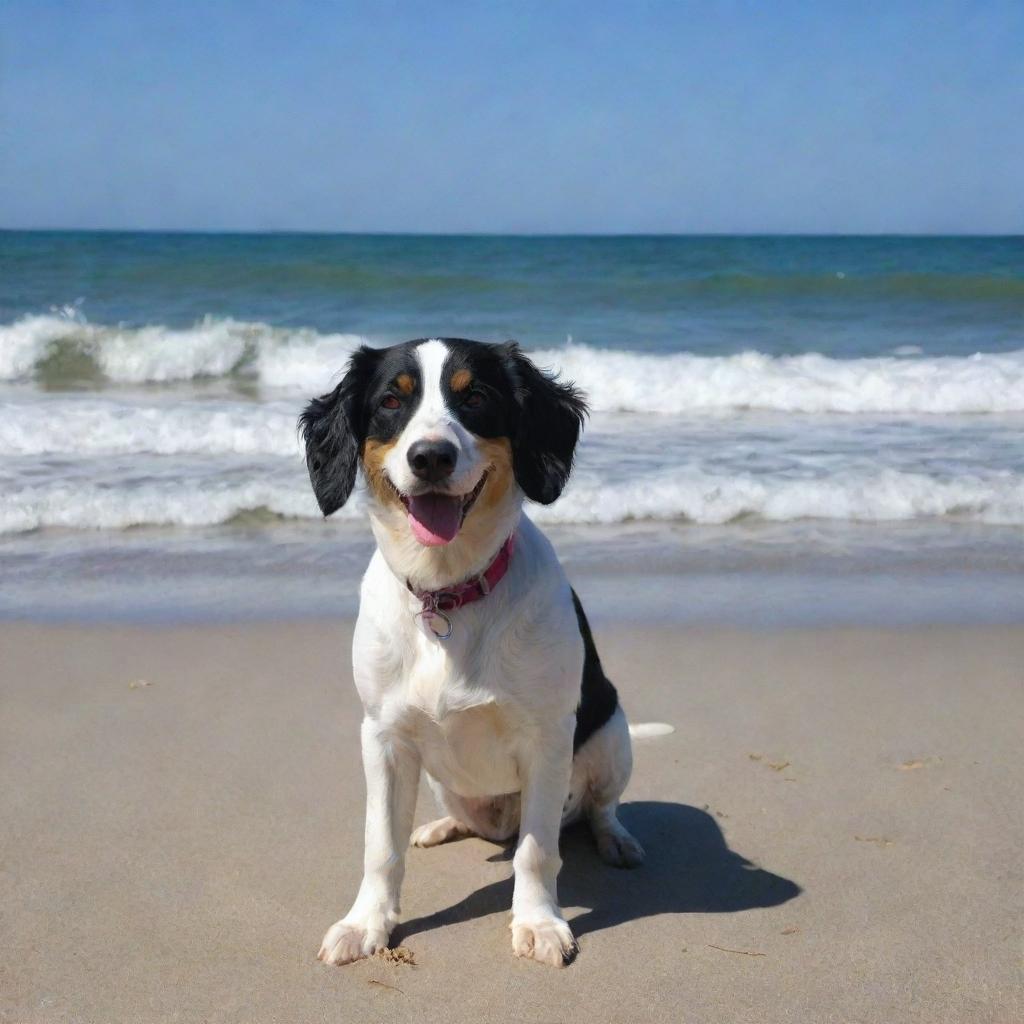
3,231,1023,357
1,231,1023,624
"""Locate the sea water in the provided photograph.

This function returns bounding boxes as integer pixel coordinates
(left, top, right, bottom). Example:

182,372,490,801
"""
1,232,1022,623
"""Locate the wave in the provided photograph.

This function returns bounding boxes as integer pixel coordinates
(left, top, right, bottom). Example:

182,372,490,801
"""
0,398,302,457
3,468,1022,535
0,478,319,534
547,468,1024,526
532,345,1024,414
0,314,363,390
3,313,1024,414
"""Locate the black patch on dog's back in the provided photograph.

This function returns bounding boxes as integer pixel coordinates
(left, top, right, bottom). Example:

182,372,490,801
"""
571,588,619,751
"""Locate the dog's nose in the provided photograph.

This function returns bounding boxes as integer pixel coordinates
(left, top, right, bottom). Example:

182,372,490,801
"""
407,440,457,483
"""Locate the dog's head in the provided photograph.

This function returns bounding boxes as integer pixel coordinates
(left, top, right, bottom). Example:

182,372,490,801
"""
299,338,586,548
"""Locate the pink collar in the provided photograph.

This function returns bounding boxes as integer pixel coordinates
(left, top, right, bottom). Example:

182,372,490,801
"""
408,533,516,639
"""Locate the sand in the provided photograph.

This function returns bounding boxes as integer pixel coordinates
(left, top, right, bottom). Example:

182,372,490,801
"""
2,620,1021,1023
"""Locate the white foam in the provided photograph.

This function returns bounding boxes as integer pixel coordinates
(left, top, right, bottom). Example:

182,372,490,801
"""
94,318,254,382
4,313,1024,413
0,314,364,391
0,314,258,382
2,465,1022,535
628,723,675,739
0,397,303,457
531,344,1024,414
3,315,1024,536
533,468,1024,527
0,314,93,379
253,328,367,392
0,476,354,534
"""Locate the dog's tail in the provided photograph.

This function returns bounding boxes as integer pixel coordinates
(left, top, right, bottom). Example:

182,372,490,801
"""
628,722,675,740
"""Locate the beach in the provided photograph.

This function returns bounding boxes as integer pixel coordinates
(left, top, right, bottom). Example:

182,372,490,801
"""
5,0,1024,1016
3,618,1021,1024
2,231,1023,1021
5,0,1024,1017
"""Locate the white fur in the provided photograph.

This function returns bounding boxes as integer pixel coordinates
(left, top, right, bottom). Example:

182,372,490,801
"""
628,721,675,739
317,340,642,969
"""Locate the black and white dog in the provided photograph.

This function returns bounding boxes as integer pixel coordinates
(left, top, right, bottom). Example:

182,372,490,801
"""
301,338,643,968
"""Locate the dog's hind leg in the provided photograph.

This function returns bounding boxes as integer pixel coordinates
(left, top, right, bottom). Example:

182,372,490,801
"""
411,815,472,847
411,775,520,847
578,706,645,868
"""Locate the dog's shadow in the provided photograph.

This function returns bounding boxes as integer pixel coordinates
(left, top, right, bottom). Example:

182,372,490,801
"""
393,800,801,943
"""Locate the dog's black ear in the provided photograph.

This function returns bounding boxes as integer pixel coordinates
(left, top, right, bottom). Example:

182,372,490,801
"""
501,342,588,504
299,347,379,516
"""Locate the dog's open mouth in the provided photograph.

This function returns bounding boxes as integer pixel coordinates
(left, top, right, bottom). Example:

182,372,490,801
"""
387,471,489,547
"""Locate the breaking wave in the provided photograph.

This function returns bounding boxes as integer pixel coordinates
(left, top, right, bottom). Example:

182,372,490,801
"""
3,467,1022,535
0,397,302,457
529,345,1024,415
0,314,363,391
3,313,1024,414
546,468,1024,527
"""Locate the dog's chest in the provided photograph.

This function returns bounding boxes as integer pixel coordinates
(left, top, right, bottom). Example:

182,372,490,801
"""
400,637,522,797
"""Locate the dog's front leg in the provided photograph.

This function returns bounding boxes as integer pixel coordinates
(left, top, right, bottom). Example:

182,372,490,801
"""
318,717,420,965
510,714,578,966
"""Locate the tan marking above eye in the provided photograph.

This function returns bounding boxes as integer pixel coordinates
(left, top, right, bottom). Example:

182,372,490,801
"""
450,369,472,392
395,373,415,395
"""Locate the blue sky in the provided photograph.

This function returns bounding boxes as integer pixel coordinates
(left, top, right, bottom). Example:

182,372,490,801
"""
1,1,1022,233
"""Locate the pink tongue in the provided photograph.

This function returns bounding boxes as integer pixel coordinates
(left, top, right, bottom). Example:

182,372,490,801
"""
407,493,463,546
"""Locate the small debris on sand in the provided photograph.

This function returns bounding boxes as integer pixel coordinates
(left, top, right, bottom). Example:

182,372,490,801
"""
376,946,416,966
367,979,404,993
708,944,766,957
128,679,151,690
749,753,792,772
854,835,894,846
781,927,800,936
898,759,926,771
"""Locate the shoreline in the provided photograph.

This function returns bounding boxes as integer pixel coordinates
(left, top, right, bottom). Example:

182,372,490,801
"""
5,518,1024,628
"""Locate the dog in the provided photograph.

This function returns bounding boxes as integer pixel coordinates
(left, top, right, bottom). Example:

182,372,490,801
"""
300,337,644,968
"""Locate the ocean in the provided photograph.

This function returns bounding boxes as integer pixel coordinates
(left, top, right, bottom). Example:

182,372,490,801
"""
2,231,1023,624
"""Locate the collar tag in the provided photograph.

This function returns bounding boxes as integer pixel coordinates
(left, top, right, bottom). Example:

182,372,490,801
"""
408,533,515,642
417,606,453,640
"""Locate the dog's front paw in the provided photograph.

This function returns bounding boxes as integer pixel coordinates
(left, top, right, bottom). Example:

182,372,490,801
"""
317,919,390,966
511,916,578,967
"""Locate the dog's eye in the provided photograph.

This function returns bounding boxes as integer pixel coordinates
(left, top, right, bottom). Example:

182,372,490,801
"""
463,390,485,409
381,394,401,410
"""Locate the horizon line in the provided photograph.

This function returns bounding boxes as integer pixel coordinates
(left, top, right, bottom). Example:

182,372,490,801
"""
2,227,1023,239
